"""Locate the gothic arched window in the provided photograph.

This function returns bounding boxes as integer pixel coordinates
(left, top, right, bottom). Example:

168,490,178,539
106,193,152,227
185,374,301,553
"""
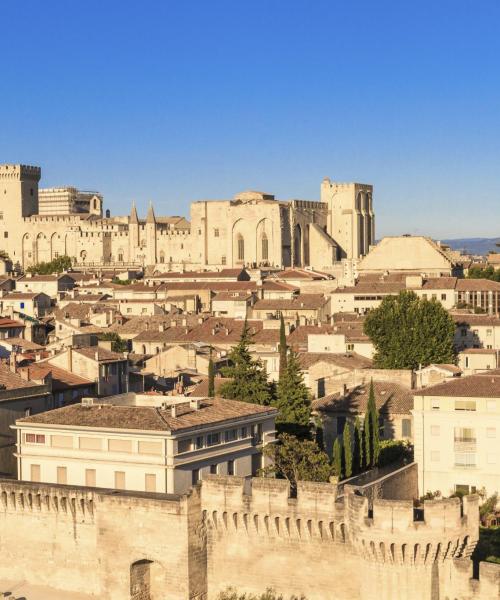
237,235,245,261
261,232,269,261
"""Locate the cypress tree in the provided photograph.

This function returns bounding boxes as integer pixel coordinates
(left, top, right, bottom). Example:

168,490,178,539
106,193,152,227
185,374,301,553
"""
207,352,215,398
343,422,353,479
364,410,371,468
278,314,288,380
273,349,311,437
353,417,363,473
368,381,380,466
333,437,343,480
220,319,272,405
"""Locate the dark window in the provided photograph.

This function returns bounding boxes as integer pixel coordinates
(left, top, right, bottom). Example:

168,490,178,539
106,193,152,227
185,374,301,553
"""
210,464,217,474
192,469,200,485
228,460,234,475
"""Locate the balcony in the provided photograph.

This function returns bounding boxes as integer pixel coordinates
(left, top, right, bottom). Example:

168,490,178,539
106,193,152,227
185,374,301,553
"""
454,438,476,452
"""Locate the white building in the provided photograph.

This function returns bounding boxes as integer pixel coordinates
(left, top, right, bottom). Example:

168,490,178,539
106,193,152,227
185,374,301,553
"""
13,392,276,495
412,372,500,498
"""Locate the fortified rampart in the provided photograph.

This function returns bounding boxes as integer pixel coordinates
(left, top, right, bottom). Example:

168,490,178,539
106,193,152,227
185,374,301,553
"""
0,477,497,600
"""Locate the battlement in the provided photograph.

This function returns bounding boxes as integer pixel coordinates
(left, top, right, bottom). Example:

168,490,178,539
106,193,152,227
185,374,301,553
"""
347,492,479,565
0,164,41,181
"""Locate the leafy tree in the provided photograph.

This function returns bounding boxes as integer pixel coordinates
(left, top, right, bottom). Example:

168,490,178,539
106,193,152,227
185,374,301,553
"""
27,255,72,275
467,265,500,282
472,527,500,565
364,290,456,370
367,381,380,467
332,437,343,479
98,332,129,353
278,313,288,379
208,353,215,398
378,439,413,467
353,417,363,473
273,349,311,436
262,433,333,494
343,422,353,479
218,588,305,600
220,320,272,405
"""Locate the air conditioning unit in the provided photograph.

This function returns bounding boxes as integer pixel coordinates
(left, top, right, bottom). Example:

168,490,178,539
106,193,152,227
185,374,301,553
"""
81,398,94,407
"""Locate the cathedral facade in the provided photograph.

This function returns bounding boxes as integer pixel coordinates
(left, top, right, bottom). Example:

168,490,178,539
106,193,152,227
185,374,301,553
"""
0,164,375,271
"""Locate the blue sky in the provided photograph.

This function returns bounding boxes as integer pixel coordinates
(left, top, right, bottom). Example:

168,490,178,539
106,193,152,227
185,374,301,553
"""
1,0,499,238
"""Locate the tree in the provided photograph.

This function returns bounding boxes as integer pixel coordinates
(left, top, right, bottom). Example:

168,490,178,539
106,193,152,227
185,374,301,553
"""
332,437,343,479
218,588,305,600
278,314,288,379
364,410,371,468
367,381,380,467
26,255,72,275
97,332,129,353
273,349,311,436
363,290,456,370
208,352,215,398
262,434,333,494
343,422,353,479
353,417,363,473
220,320,272,405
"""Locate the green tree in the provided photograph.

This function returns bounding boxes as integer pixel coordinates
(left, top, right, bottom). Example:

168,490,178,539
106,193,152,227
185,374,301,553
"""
273,349,311,436
278,314,288,380
27,255,72,275
364,290,456,370
262,433,332,494
332,437,343,479
367,381,380,467
353,417,363,473
343,422,353,479
97,332,129,353
208,352,215,398
220,320,272,405
364,410,371,469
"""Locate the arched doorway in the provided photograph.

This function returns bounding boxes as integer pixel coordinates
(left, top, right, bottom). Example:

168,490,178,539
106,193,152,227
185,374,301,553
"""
130,559,163,600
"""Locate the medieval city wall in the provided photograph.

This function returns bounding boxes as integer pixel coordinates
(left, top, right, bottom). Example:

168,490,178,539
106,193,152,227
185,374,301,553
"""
0,477,497,599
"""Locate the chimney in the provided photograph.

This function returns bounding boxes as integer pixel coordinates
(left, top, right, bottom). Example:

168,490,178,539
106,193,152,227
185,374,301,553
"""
170,404,177,418
9,351,17,373
158,323,165,332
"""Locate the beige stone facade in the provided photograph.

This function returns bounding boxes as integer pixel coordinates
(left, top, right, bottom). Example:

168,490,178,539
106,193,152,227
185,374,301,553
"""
0,164,374,272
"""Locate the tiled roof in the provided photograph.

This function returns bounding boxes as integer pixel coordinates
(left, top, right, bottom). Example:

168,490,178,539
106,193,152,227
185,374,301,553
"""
333,281,406,294
253,294,327,310
456,279,500,292
0,337,43,351
213,292,253,301
150,269,247,280
0,318,25,329
18,397,276,432
297,352,372,370
417,374,500,397
18,363,93,391
452,313,500,327
74,347,125,363
190,377,232,396
0,364,40,390
313,381,413,415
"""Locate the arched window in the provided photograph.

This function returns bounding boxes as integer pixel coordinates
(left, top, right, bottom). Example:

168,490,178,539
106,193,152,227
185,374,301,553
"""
237,235,244,261
261,232,268,261
117,248,124,262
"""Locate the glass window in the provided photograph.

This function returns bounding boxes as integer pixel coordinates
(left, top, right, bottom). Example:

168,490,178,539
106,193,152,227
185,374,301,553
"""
192,469,200,485
455,400,476,411
228,460,234,475
225,429,238,443
210,464,217,474
402,419,412,438
207,432,220,447
237,236,244,261
177,438,192,453
454,452,476,468
195,436,205,449
240,427,248,439
25,433,45,444
454,427,476,442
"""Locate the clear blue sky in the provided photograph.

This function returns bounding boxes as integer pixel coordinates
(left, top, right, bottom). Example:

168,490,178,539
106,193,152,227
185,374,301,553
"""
1,0,499,239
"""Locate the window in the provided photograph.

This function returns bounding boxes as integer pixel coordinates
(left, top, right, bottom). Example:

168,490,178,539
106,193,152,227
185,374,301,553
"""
24,407,31,417
25,433,45,444
145,474,156,493
225,429,237,443
454,427,476,443
138,440,162,455
430,425,440,436
30,464,40,482
0,212,3,220
192,469,200,485
261,233,268,261
441,294,447,301
487,427,496,438
402,419,412,438
431,451,440,462
3,232,7,239
108,439,132,453
85,469,96,487
228,460,234,475
20,302,25,309
240,427,248,439
454,452,476,468
114,471,126,489
252,423,263,444
51,435,73,448
346,343,354,351
214,228,219,237
455,400,476,411
431,399,440,410
80,437,102,451
221,256,227,265
195,436,205,449
178,438,192,453
207,432,220,447
57,466,67,485
455,484,475,495
237,235,244,261
210,464,218,474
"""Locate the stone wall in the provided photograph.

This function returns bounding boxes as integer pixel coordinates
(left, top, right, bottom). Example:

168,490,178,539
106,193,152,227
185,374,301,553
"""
0,477,497,599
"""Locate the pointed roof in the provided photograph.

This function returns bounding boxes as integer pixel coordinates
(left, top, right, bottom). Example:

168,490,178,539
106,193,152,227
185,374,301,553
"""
130,201,139,224
146,202,156,224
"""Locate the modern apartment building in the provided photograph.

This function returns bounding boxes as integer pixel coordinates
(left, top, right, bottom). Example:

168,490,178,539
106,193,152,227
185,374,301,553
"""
13,392,277,494
413,372,500,498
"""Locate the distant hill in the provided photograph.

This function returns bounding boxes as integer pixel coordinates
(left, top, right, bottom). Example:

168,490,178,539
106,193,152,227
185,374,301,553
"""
442,237,500,257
